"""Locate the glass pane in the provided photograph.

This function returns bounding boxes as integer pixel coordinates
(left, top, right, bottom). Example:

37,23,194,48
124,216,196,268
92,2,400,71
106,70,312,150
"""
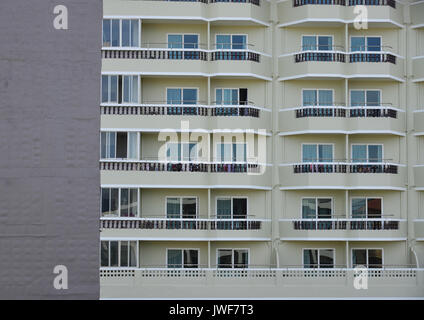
216,35,231,49
367,37,381,51
233,143,246,162
182,198,197,219
366,91,380,106
166,143,181,161
352,249,367,267
110,188,119,216
102,20,111,47
108,132,116,158
302,144,317,162
223,89,232,104
122,20,130,47
128,132,137,159
167,198,181,218
318,36,332,51
319,249,334,268
100,241,109,267
368,145,382,163
131,76,138,103
318,144,333,162
352,198,366,218
216,89,223,104
168,250,182,268
367,198,382,218
217,143,231,162
232,35,246,49
101,76,109,103
184,250,198,268
110,76,118,103
111,19,120,47
318,199,332,219
168,34,182,48
302,36,316,51
130,20,139,47
318,90,333,106
181,143,197,161
167,88,181,105
116,132,127,159
123,76,130,103
101,188,110,216
217,199,231,219
218,249,232,268
120,241,129,267
233,198,247,219
234,250,248,268
184,34,198,49
303,249,318,268
352,145,366,163
129,241,137,267
350,90,365,107
302,199,316,219
183,89,197,105
302,90,317,106
110,241,119,267
129,189,138,217
120,188,129,217
351,36,365,52
101,132,107,159
368,249,383,268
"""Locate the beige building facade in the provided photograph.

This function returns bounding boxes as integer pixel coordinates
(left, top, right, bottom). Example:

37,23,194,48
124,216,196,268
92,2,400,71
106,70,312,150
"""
100,0,424,298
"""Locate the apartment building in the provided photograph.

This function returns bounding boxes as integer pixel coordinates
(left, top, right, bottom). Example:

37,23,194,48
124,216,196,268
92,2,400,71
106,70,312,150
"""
99,0,424,298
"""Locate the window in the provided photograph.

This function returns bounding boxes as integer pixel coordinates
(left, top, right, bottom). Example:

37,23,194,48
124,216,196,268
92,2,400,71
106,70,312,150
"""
350,36,381,52
167,88,198,105
302,144,333,162
166,143,197,161
302,89,333,106
215,88,248,105
167,249,199,268
101,132,138,159
166,197,197,219
217,197,247,219
352,249,383,268
351,144,382,163
302,198,332,219
350,90,381,107
101,75,139,104
168,34,199,49
216,35,247,50
302,35,333,51
216,143,247,162
217,249,249,268
303,249,334,268
101,188,138,217
101,241,138,267
352,198,382,218
103,19,139,47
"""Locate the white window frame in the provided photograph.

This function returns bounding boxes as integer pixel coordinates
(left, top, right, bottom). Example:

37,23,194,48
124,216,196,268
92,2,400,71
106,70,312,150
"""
300,197,334,219
301,88,335,106
165,142,198,162
215,34,248,50
215,142,248,163
101,75,140,104
100,240,139,268
302,248,336,269
301,143,335,163
349,89,382,107
350,143,384,163
100,131,139,160
215,196,249,219
216,248,250,269
166,248,200,268
215,88,240,105
166,33,200,49
350,197,383,218
101,187,140,218
102,19,141,48
165,196,198,219
351,248,384,268
349,35,383,52
301,34,335,51
165,87,199,105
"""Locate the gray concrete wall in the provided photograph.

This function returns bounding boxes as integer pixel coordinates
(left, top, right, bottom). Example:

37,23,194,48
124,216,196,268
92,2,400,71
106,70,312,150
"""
0,0,101,299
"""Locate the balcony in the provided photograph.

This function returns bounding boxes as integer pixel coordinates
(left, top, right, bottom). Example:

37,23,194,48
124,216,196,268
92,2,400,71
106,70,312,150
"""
100,217,271,240
278,49,404,81
279,218,406,240
103,0,269,25
277,0,402,28
100,103,272,130
100,268,424,299
412,56,424,82
279,162,406,190
279,105,405,135
100,161,272,189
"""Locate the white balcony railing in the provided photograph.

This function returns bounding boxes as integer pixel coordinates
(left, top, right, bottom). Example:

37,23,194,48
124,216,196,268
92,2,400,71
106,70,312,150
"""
281,218,404,230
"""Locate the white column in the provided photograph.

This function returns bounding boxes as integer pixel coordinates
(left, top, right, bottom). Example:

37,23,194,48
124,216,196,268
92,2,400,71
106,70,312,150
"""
208,241,211,268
